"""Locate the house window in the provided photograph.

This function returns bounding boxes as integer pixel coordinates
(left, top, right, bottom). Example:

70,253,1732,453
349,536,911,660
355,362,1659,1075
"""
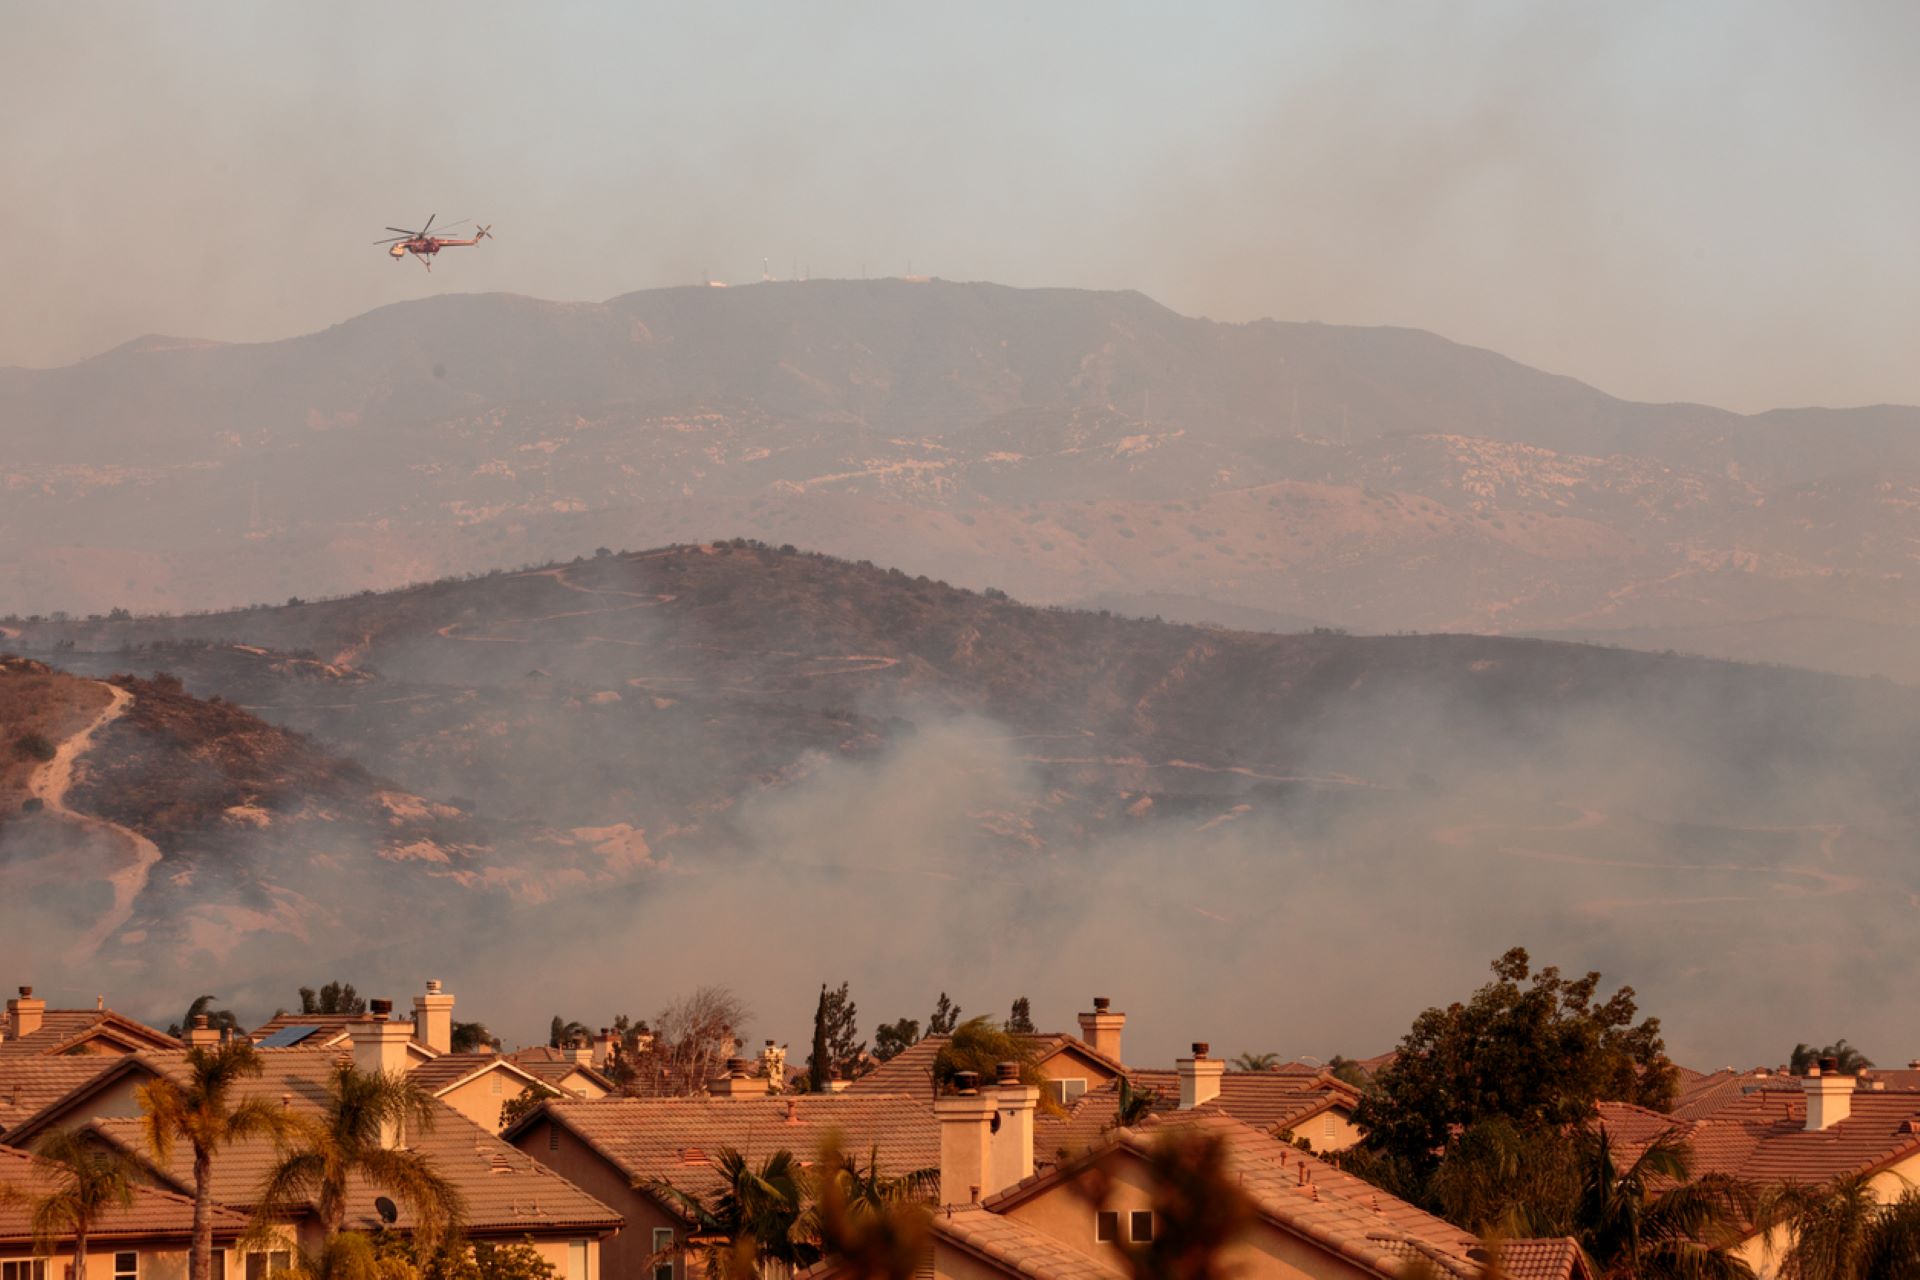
549,1125,560,1152
566,1239,587,1280
210,1255,225,1280
1095,1211,1119,1243
244,1252,291,1280
1047,1078,1089,1106
3,1261,49,1280
652,1228,675,1280
112,1256,136,1280
1129,1212,1154,1243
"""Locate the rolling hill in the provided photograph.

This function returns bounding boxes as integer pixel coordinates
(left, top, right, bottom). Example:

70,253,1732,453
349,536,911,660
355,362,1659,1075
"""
7,280,1920,681
11,543,1920,1061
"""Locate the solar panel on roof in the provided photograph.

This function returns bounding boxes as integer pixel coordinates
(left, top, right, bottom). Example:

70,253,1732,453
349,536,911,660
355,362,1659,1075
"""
257,1025,324,1048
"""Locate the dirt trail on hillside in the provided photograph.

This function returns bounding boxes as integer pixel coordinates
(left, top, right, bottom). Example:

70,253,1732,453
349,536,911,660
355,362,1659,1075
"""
26,683,163,960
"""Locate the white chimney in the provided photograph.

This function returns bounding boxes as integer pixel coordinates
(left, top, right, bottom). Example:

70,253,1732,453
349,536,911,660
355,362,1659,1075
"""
1178,1042,1223,1111
591,1028,615,1070
186,1015,221,1050
7,987,45,1040
708,1058,770,1099
989,1062,1038,1194
934,1071,996,1205
1804,1058,1854,1132
412,980,454,1055
1077,997,1125,1064
349,1001,416,1147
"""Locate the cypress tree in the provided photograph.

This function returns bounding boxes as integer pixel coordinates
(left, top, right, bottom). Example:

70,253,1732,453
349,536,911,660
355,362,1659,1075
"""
809,985,830,1092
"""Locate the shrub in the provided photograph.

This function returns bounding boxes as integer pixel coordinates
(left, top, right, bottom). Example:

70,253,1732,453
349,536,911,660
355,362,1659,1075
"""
14,731,55,762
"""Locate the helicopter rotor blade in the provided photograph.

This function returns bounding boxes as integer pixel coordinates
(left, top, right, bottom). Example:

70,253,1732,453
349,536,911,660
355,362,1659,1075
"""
419,213,436,237
384,227,421,236
373,236,410,245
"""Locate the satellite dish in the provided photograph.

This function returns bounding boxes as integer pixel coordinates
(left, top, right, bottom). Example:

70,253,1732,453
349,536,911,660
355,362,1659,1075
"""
375,1196,398,1225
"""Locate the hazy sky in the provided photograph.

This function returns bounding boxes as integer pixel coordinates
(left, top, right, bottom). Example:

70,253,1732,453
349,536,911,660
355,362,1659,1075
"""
4,1,1917,411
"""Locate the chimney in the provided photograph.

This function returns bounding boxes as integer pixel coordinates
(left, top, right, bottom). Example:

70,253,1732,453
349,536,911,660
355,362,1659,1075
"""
708,1058,770,1099
1178,1042,1223,1110
989,1061,1038,1194
1804,1057,1854,1132
822,1067,852,1094
935,1071,996,1205
1077,997,1125,1064
591,1028,615,1070
349,1002,415,1147
760,1040,787,1092
186,1014,221,1050
412,980,454,1055
7,987,45,1040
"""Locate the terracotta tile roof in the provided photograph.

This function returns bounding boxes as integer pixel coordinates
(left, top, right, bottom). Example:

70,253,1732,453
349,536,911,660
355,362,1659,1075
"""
994,1112,1485,1279
6,1048,619,1238
846,1038,946,1098
0,1143,250,1244
249,1012,367,1043
1035,1072,1356,1165
1493,1238,1594,1280
1597,1089,1920,1191
933,1205,1127,1280
408,1053,545,1097
0,1011,180,1058
849,1034,1126,1100
0,1056,123,1136
503,1048,616,1093
519,1094,939,1204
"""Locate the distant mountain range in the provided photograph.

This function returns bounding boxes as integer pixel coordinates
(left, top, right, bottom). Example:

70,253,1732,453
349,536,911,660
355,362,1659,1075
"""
9,545,1920,1062
7,279,1920,681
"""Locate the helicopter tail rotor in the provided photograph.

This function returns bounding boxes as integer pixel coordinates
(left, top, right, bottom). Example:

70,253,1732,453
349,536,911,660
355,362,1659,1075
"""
475,224,493,241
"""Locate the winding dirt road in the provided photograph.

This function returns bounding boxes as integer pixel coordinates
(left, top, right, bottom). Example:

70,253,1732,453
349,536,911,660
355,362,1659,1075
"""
26,683,163,960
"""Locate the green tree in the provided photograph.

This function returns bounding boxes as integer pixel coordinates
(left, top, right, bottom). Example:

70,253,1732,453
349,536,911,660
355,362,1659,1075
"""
931,1017,1051,1102
1789,1040,1873,1076
1355,947,1677,1174
300,982,366,1016
166,994,241,1040
498,1081,560,1132
926,993,960,1037
1113,1077,1161,1129
546,1016,589,1049
450,1021,496,1053
1005,998,1035,1035
1325,1055,1370,1088
1229,1052,1279,1072
256,1062,465,1247
808,982,865,1087
872,1018,919,1063
138,1040,303,1280
646,1148,818,1275
0,1130,141,1280
1764,1177,1920,1279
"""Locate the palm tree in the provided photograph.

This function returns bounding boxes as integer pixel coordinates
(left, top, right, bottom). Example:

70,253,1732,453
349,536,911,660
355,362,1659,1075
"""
807,1143,934,1280
1571,1127,1755,1279
138,1040,303,1280
254,1062,464,1250
645,1147,817,1277
0,1130,142,1280
1763,1176,1920,1279
1230,1052,1281,1072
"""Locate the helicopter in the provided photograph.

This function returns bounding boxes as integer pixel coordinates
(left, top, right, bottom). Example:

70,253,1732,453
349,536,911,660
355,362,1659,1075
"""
374,214,492,271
